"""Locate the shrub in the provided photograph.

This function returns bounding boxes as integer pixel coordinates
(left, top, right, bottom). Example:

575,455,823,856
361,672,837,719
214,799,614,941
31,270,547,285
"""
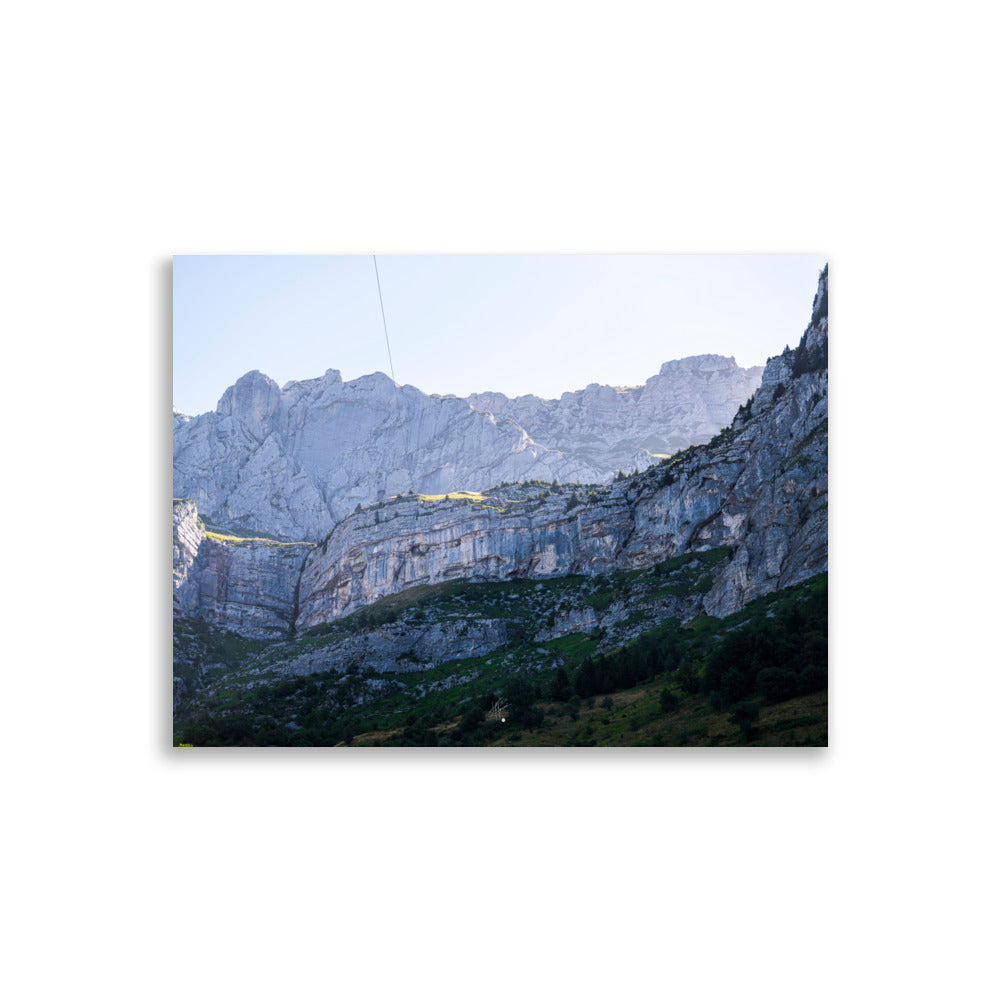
458,706,485,734
676,661,701,695
520,707,545,730
502,675,537,715
659,689,679,713
756,667,800,705
549,667,573,701
729,701,760,741
798,663,828,694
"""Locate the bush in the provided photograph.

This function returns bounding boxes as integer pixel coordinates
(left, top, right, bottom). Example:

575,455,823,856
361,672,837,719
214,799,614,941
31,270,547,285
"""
400,724,438,747
659,688,679,713
798,663,828,694
729,701,759,741
458,706,485,734
719,666,753,705
520,707,545,730
676,661,701,695
549,667,573,701
756,667,800,705
502,675,536,715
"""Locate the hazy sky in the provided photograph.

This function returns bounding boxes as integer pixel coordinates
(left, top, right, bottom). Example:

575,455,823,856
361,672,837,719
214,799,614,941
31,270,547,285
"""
173,254,826,416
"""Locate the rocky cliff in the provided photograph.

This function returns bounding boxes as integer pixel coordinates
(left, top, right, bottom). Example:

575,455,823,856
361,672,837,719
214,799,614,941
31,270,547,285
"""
174,266,827,656
468,354,763,469
172,499,314,638
173,356,762,541
295,327,824,627
173,370,600,540
295,483,634,629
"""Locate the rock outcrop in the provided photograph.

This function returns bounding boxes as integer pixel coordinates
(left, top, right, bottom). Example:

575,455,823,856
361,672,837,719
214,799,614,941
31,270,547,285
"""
172,500,314,638
295,485,633,629
469,354,763,469
173,356,762,541
174,370,598,540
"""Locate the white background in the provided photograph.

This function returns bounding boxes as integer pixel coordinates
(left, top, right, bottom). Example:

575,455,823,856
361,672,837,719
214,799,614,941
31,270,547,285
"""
3,2,997,998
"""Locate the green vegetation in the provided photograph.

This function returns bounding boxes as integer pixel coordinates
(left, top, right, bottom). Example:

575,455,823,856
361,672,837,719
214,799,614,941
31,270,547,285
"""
174,570,827,748
699,574,827,708
333,479,612,521
172,618,274,693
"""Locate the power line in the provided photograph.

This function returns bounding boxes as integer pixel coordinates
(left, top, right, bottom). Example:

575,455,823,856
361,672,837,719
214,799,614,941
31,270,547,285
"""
372,255,397,387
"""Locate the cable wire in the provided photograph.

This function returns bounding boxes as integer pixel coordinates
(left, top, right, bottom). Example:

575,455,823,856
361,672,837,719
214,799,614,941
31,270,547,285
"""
373,254,402,431
373,255,397,387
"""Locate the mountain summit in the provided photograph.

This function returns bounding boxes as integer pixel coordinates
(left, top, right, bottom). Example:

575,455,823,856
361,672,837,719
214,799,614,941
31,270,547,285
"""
173,355,763,540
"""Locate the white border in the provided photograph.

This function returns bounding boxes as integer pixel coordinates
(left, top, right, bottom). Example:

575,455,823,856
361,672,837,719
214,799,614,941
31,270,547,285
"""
5,3,993,997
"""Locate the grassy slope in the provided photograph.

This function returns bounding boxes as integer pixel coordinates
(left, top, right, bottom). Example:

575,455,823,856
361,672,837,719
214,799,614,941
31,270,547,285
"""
174,569,827,748
351,690,828,748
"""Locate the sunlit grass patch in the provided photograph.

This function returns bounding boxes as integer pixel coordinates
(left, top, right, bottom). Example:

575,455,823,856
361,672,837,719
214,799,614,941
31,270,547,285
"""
204,531,313,549
418,490,487,502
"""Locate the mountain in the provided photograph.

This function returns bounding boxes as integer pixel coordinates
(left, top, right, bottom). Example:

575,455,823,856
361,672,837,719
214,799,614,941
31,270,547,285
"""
172,265,828,741
468,354,764,468
172,356,763,541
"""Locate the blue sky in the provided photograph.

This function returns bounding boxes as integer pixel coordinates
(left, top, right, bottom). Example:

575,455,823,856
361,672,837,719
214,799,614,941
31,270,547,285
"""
173,254,826,416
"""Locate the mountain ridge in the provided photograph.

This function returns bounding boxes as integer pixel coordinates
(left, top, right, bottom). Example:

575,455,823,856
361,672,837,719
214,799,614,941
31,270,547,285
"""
173,353,764,540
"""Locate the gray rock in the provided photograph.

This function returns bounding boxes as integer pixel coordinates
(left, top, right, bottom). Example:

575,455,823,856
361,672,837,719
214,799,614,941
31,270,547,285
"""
172,501,313,638
174,356,762,541
469,354,763,467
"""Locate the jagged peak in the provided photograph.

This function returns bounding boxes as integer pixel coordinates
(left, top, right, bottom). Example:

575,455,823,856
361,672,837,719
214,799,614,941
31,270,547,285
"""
281,368,343,393
217,369,283,422
236,368,276,387
658,355,740,376
811,263,829,324
349,371,399,391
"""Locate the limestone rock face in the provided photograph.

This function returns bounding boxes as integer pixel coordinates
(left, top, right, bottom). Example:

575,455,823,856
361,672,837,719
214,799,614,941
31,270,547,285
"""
172,499,203,594
295,487,633,629
174,356,762,541
172,500,313,638
174,369,601,540
272,618,513,678
216,369,284,434
468,354,763,469
624,353,827,616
